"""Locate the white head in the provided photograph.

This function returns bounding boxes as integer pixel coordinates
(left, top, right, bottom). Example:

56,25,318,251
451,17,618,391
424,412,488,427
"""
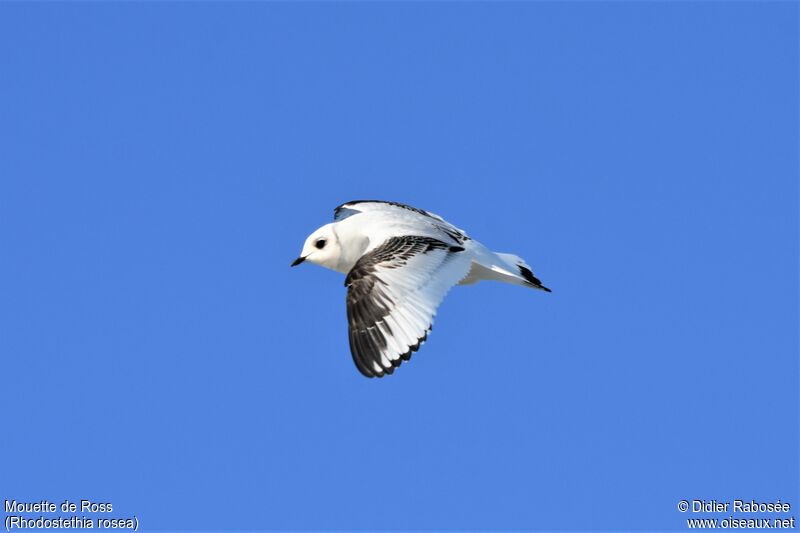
291,223,342,271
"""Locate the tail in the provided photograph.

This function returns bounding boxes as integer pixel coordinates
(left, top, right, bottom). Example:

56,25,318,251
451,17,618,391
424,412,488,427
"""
495,253,552,292
458,246,552,291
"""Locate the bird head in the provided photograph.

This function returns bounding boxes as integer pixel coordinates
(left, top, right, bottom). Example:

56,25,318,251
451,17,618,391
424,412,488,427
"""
291,223,342,270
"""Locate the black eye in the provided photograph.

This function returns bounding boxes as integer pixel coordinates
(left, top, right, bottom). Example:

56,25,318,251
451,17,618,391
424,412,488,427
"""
315,239,326,249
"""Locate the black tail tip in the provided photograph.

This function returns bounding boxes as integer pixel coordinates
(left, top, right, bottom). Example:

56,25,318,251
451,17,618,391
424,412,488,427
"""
518,265,551,292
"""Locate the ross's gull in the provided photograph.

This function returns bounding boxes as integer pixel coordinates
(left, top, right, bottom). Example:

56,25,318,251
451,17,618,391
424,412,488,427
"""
292,200,550,378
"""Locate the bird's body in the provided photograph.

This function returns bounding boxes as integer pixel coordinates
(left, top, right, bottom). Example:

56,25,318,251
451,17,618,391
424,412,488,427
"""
292,200,550,378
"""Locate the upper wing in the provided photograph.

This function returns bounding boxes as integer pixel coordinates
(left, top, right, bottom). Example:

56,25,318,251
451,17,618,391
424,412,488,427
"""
345,235,472,378
334,200,470,245
334,200,446,222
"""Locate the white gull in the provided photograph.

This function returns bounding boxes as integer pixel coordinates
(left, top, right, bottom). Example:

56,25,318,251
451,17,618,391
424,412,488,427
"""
292,200,550,378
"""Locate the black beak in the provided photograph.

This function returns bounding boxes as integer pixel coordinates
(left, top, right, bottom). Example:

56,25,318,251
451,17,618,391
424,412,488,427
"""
291,256,305,267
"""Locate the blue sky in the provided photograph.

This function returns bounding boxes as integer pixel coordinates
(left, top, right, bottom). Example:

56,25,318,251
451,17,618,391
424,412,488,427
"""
1,2,797,531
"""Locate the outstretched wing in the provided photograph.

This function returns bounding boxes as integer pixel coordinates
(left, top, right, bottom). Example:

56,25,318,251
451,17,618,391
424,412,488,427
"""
334,200,470,245
334,200,446,222
345,236,472,378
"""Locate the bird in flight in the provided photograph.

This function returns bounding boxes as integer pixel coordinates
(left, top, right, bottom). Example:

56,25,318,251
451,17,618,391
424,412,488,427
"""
292,200,550,378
